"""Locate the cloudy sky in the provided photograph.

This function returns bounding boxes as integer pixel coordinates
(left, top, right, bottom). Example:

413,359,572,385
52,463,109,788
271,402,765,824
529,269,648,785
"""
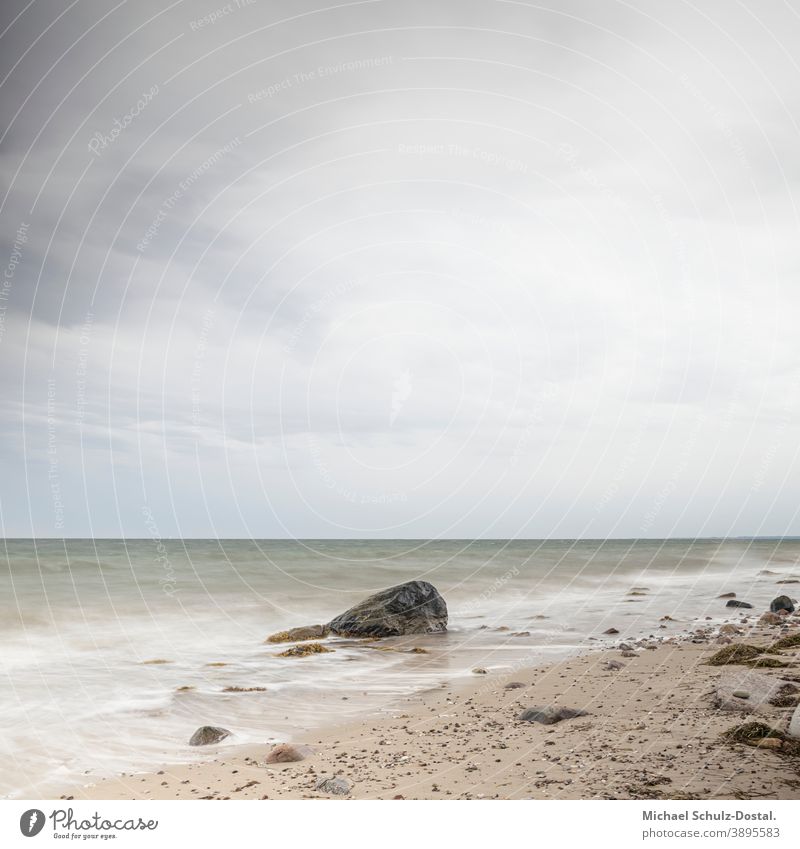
1,0,798,539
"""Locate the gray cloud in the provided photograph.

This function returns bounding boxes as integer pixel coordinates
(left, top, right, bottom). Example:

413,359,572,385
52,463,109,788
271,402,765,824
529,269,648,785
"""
1,0,798,538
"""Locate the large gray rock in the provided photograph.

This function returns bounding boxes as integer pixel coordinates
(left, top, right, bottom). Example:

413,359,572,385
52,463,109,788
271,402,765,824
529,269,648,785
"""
770,595,795,614
327,581,447,638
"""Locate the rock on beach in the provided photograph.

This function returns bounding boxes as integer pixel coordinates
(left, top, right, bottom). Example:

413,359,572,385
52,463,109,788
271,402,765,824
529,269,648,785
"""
189,726,231,746
315,775,352,795
770,595,795,614
265,743,314,764
327,580,448,638
517,706,589,725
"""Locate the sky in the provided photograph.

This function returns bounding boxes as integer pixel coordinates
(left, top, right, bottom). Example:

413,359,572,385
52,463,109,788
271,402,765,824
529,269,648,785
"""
0,0,799,539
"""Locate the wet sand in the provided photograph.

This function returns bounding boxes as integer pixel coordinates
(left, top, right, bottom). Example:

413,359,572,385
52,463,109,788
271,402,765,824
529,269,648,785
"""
59,615,800,801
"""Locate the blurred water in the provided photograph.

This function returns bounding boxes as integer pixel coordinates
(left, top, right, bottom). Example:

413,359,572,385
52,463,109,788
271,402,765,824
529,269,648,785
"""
1,537,798,797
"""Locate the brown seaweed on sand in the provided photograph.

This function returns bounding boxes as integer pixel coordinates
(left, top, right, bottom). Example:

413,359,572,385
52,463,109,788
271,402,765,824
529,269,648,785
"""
706,644,762,666
277,642,334,657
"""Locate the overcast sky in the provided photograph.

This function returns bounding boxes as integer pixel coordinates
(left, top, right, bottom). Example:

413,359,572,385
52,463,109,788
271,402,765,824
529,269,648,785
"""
1,0,798,539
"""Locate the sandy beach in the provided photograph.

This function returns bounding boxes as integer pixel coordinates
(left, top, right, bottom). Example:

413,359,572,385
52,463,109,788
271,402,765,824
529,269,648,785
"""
59,613,800,801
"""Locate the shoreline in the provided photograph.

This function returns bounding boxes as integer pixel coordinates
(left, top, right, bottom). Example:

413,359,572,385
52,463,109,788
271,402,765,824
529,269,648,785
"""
56,616,800,801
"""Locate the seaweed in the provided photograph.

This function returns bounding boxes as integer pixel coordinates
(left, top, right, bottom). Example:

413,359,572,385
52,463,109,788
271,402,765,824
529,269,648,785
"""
277,642,334,657
744,657,792,669
769,633,800,651
722,722,800,757
706,644,762,666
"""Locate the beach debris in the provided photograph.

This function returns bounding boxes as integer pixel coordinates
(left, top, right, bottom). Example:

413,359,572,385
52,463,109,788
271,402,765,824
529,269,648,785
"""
277,642,333,657
315,775,352,795
759,612,784,626
747,657,791,669
222,686,267,692
512,631,531,637
141,658,172,665
265,625,329,644
769,684,800,708
725,600,753,609
265,743,314,764
409,646,429,653
189,726,231,746
603,660,624,671
777,579,800,584
603,627,620,635
504,681,526,689
770,595,796,614
706,644,762,665
721,721,800,755
472,667,488,675
175,685,195,691
769,632,800,651
718,592,736,598
327,580,448,638
517,706,589,725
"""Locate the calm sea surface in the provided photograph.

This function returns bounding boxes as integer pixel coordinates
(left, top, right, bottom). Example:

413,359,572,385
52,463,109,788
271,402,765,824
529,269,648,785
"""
2,538,798,797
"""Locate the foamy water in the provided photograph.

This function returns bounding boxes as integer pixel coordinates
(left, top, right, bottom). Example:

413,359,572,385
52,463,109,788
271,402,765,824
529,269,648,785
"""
1,538,798,797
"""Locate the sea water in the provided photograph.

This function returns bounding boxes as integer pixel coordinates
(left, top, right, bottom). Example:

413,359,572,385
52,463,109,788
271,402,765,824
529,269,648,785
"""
1,537,797,797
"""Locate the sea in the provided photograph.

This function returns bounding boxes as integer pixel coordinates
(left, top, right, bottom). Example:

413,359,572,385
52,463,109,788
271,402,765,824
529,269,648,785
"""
1,537,798,797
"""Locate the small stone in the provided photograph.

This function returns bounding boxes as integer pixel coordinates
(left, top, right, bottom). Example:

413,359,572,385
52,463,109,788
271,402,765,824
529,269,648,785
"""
719,624,741,636
603,660,624,671
517,706,589,725
603,628,620,635
315,775,352,795
621,651,638,658
718,592,736,599
726,600,753,609
189,726,231,746
504,681,526,689
732,690,750,700
265,743,314,764
759,612,783,625
472,667,488,675
770,595,795,614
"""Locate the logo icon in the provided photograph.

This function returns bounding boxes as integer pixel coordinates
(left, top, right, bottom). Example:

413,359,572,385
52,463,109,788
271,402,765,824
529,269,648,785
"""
19,809,45,837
